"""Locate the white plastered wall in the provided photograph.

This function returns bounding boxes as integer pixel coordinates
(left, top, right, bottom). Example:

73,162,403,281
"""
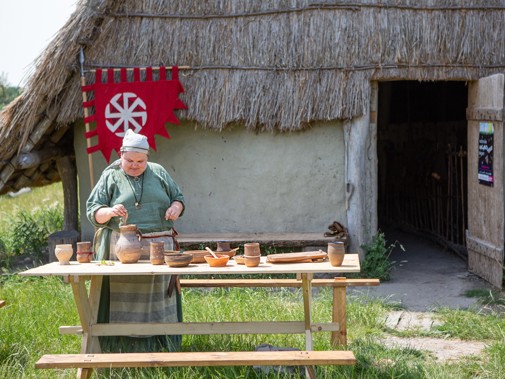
76,121,348,241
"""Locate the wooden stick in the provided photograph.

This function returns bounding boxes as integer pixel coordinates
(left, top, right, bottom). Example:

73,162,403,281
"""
85,66,191,74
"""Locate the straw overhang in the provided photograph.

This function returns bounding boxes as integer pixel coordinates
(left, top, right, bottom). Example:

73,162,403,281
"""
1,0,505,193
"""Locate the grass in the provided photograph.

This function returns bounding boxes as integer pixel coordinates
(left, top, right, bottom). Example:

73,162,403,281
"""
1,184,505,378
0,183,63,235
1,274,505,378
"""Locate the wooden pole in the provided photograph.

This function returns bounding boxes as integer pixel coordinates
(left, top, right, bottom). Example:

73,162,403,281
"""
85,65,191,74
80,75,95,189
80,49,96,189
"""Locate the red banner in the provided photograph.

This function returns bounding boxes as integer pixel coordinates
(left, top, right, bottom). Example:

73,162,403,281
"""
82,66,187,162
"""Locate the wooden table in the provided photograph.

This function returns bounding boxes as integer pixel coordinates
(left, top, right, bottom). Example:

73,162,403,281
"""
20,254,360,377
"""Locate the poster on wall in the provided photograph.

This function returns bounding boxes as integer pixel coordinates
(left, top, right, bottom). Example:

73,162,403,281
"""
478,122,494,187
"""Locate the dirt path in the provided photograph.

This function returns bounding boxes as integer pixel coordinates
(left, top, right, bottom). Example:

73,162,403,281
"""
381,310,488,361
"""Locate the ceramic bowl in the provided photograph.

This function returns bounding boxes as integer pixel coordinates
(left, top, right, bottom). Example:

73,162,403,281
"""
234,255,245,264
186,250,236,263
164,252,192,267
204,254,230,267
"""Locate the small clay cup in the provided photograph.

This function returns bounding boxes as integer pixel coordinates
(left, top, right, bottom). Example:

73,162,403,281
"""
55,244,73,265
328,241,346,266
244,255,260,267
150,242,165,265
244,242,261,257
76,242,93,263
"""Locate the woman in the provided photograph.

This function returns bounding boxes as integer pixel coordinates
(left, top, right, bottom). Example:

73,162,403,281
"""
86,129,185,353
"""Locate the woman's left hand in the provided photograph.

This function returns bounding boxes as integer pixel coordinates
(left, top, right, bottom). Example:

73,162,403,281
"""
165,201,183,220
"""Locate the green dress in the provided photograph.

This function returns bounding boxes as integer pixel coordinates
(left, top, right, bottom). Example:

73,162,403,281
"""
86,160,185,352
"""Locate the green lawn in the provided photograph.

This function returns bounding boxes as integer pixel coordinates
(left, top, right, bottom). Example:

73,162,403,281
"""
1,183,504,378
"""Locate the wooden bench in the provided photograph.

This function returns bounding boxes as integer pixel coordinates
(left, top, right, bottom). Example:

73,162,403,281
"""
178,232,337,249
36,350,356,369
180,277,380,346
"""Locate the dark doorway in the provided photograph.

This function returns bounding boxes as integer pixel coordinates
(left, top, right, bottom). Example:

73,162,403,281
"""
377,81,468,256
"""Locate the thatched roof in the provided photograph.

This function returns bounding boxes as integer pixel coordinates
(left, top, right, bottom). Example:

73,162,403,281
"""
1,0,505,194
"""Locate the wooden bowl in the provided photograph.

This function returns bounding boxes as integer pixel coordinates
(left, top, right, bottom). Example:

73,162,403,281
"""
184,250,208,263
164,252,192,267
204,254,230,267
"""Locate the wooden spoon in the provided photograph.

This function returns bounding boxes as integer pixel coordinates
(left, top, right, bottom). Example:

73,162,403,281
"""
205,247,219,259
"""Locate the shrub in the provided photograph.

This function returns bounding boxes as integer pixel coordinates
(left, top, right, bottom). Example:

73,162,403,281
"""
8,203,64,261
360,231,404,281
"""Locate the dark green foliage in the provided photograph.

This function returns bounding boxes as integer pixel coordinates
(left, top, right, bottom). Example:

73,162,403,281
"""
360,232,404,281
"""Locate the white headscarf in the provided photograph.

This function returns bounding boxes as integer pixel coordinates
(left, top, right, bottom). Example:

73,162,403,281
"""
120,129,149,154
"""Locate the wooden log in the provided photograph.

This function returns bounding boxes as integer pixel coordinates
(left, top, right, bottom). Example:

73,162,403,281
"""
14,148,63,169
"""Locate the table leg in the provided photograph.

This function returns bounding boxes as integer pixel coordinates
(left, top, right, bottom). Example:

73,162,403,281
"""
69,275,102,379
301,273,313,350
301,274,316,378
331,286,347,347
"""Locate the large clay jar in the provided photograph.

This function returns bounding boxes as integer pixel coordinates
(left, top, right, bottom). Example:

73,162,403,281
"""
115,225,143,263
55,244,73,265
327,241,346,267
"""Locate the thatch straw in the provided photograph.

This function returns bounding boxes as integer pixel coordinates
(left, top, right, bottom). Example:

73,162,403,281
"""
1,0,505,190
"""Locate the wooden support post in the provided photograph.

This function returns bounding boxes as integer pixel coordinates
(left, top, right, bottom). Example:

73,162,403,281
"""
331,282,347,347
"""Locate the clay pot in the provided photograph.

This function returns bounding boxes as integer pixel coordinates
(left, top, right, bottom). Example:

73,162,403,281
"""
115,224,143,263
216,241,231,252
328,242,346,267
76,241,93,263
55,244,73,265
204,254,230,267
244,242,261,257
244,255,261,267
150,242,165,265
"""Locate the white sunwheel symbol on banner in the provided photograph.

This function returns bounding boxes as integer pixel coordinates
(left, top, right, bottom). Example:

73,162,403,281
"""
105,92,148,136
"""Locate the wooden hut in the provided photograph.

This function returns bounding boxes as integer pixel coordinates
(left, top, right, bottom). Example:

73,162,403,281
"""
1,0,504,287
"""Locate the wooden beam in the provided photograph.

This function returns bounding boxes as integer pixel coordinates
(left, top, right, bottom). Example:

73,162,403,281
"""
36,350,356,369
56,155,79,231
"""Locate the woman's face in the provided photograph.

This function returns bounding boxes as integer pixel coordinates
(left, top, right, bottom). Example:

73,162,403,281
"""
120,151,148,177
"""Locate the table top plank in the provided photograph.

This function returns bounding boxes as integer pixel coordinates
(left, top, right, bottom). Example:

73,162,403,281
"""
19,254,360,276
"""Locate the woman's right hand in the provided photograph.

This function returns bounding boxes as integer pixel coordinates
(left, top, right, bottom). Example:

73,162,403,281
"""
94,204,128,224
